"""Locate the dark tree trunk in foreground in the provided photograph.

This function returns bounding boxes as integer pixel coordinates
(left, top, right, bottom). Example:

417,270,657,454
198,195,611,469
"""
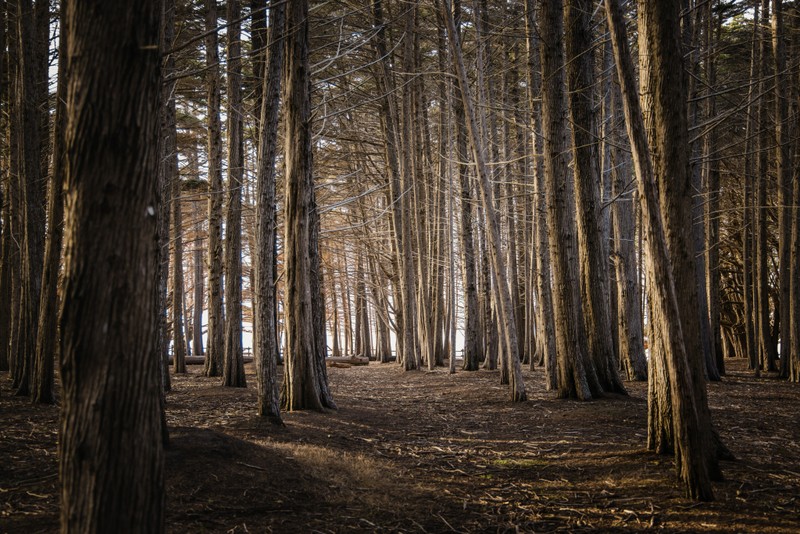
255,0,285,423
204,0,224,378
281,0,335,411
222,0,246,388
59,1,165,531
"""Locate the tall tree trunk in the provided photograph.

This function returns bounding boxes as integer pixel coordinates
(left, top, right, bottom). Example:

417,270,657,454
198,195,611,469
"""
565,0,626,395
192,234,204,357
704,1,724,376
605,0,716,500
281,0,335,411
539,0,599,400
222,0,247,388
254,0,284,422
59,1,165,530
524,0,557,388
773,0,792,377
14,0,46,397
204,0,224,378
33,2,67,404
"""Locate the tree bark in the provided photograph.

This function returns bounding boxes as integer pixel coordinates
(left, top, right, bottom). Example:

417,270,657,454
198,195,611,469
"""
254,0,284,422
222,0,247,388
32,2,67,404
605,0,716,500
565,0,626,395
59,1,165,530
281,0,335,411
204,0,224,378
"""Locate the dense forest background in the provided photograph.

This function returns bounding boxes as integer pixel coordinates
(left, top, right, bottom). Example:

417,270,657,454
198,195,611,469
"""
1,0,799,532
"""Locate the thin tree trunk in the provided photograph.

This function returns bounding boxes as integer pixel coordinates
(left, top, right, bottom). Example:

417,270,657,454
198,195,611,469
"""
222,0,246,388
32,2,67,404
254,0,284,422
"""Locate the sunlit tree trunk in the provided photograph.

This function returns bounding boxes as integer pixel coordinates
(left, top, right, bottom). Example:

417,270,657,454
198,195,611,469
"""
606,0,716,500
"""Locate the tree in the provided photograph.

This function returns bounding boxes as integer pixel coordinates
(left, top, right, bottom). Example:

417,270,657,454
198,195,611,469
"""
538,0,599,400
564,0,626,394
605,0,716,500
58,1,165,530
222,0,247,388
203,0,224,378
281,0,336,411
255,0,285,422
13,0,46,397
33,1,68,404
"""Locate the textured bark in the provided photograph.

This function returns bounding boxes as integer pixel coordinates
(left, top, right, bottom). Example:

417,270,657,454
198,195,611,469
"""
606,0,715,500
222,0,246,388
32,2,67,404
704,2,724,376
773,0,792,377
523,0,556,388
281,0,333,411
59,1,165,530
442,0,527,401
254,0,284,422
742,5,760,373
539,0,598,400
203,0,224,378
565,0,626,395
14,0,46,397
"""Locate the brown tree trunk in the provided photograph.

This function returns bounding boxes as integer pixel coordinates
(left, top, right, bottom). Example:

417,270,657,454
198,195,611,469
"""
605,0,715,500
59,1,165,530
32,2,67,404
565,0,626,395
281,0,334,411
14,0,46,397
539,0,599,400
222,0,246,388
254,0,284,422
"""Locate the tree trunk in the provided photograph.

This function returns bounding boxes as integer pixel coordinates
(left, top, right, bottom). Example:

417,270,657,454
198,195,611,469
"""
204,0,224,378
33,2,67,404
254,0,284,422
222,0,247,388
14,0,46,397
565,0,626,395
605,0,715,500
281,0,334,411
773,0,792,377
539,0,599,400
59,1,165,530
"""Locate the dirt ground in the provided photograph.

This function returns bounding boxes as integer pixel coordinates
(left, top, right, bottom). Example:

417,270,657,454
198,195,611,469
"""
2,358,799,533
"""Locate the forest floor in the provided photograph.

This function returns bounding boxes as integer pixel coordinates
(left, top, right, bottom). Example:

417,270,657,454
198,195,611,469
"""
2,358,799,533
